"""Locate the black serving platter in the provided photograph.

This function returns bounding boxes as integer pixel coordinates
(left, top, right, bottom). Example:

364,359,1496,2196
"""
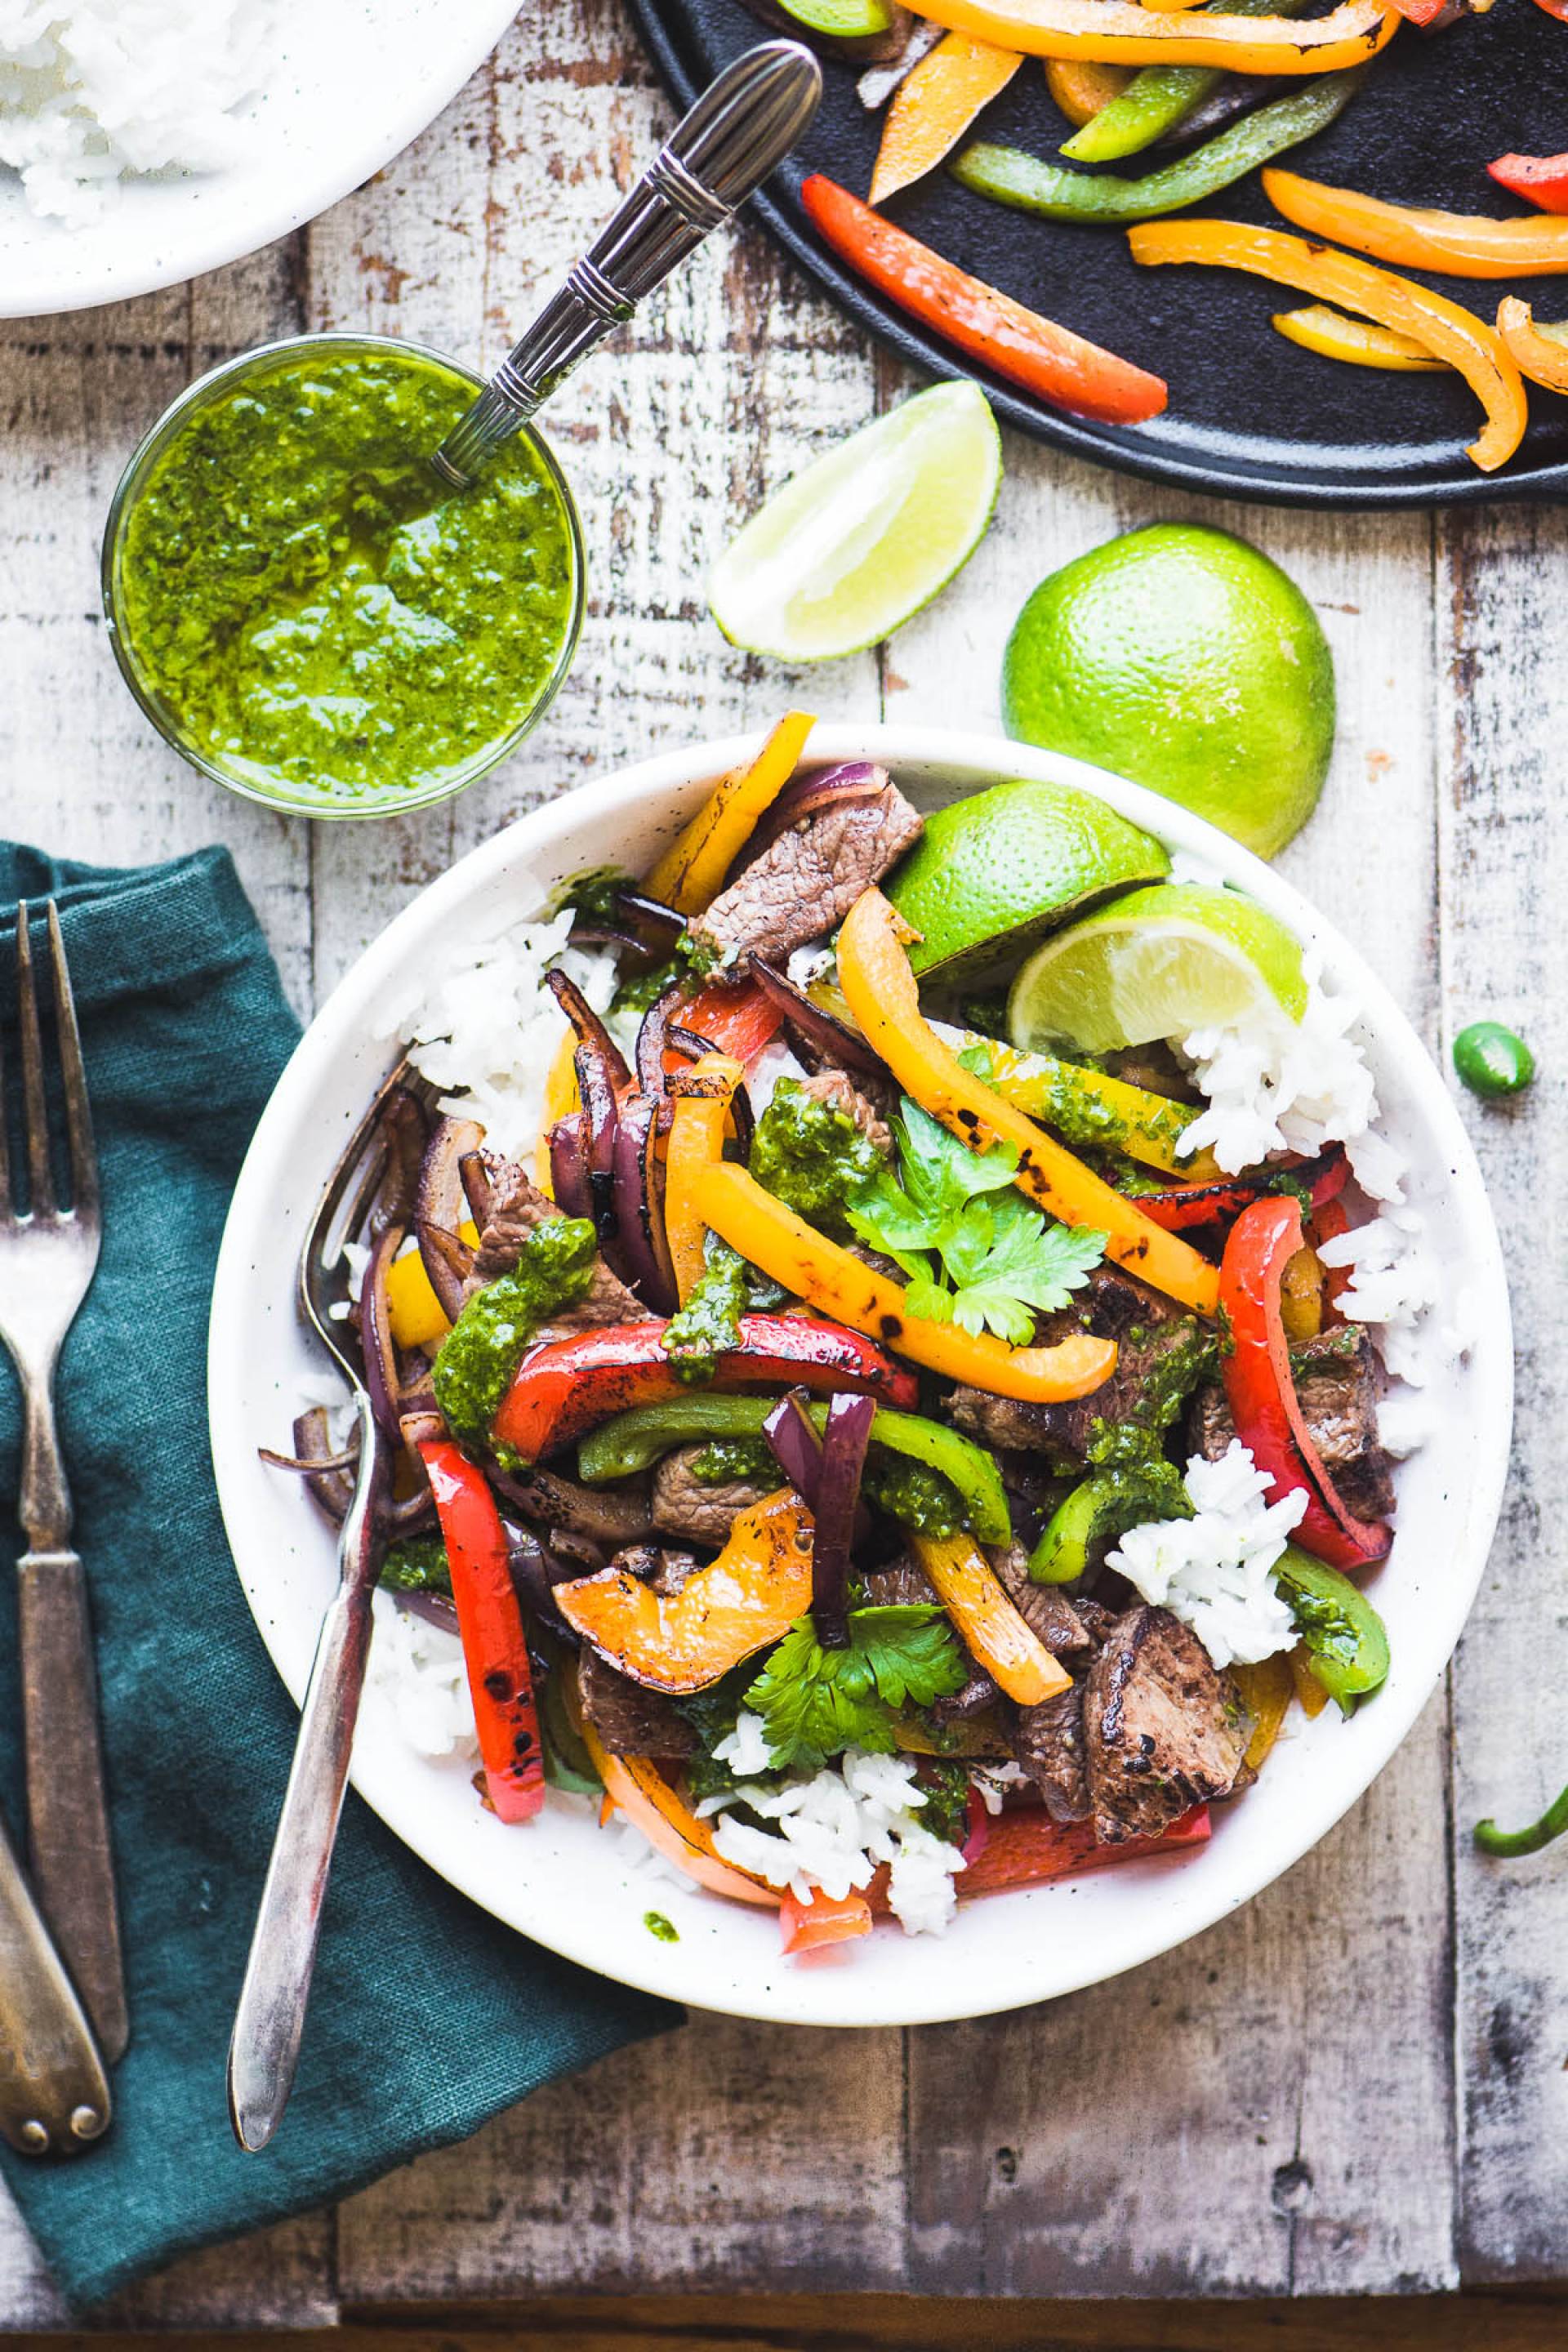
626,0,1568,506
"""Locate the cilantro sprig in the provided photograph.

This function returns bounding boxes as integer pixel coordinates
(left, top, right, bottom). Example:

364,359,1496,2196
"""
743,1605,967,1771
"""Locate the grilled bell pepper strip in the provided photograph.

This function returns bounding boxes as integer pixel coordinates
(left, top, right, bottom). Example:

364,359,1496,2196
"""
576,1392,1012,1544
870,31,1023,204
676,977,782,1063
838,891,1220,1315
1059,0,1312,154
953,71,1365,223
1272,301,1444,371
568,1677,778,1905
800,174,1167,424
1533,0,1568,20
387,1220,480,1349
957,1033,1220,1180
1488,151,1568,217
697,1160,1118,1403
1497,298,1568,396
644,711,816,915
492,1314,919,1462
419,1439,546,1822
909,1532,1071,1705
556,1490,814,1692
1218,1196,1392,1571
1027,1476,1102,1584
1288,1640,1331,1717
780,1889,874,1952
1229,1655,1295,1772
902,0,1400,72
1045,56,1129,127
1127,217,1526,473
960,1802,1211,1895
1263,165,1568,278
665,1054,745,1302
1134,1144,1348,1232
1272,1543,1389,1713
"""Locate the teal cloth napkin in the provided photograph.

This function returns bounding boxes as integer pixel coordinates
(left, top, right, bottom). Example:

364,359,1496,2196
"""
0,844,679,2311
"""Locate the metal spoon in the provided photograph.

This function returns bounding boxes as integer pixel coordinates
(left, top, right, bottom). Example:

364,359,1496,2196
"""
431,39,822,491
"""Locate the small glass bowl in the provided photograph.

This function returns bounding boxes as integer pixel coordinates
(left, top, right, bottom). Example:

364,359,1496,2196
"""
100,331,586,822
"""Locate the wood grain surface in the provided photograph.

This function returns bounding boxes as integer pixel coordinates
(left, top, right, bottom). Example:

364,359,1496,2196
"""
0,0,1564,2324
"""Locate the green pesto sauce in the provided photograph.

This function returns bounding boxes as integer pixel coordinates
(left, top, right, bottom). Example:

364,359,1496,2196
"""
432,1218,597,1446
643,1909,680,1944
116,348,577,811
750,1079,882,1236
379,1533,452,1594
690,1435,777,1485
664,1241,752,1387
864,1452,966,1539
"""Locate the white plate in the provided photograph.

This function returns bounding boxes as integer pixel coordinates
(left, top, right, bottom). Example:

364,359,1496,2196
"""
0,0,518,318
208,725,1512,2028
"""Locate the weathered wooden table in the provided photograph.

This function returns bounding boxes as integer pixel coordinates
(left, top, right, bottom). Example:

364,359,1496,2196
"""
0,0,1564,2325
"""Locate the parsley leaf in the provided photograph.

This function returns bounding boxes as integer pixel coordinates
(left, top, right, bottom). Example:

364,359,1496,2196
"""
743,1605,967,1771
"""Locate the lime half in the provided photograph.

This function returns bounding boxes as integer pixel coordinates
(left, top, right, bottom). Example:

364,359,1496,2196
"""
709,381,1002,662
1008,882,1307,1054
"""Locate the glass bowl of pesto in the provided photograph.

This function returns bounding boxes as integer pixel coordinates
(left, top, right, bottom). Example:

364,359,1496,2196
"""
101,333,586,821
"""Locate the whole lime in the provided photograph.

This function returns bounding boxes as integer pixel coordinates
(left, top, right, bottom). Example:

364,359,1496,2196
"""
1000,523,1336,860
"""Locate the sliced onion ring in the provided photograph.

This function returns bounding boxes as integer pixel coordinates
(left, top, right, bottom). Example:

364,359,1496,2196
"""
811,1392,875,1651
745,954,884,1080
611,1091,679,1315
745,761,889,863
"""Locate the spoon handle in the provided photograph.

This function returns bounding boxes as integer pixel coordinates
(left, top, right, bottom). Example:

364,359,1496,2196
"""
433,39,822,489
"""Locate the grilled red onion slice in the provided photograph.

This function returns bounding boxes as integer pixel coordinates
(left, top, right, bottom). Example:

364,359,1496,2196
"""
549,1112,595,1222
635,976,688,1094
282,1408,357,1522
416,1116,482,1321
361,1223,407,1438
546,966,632,1089
458,1149,492,1227
394,1588,461,1634
504,1522,580,1639
811,1392,875,1650
744,953,885,1079
615,889,685,942
611,1091,678,1315
746,761,890,863
377,1088,429,1228
764,1387,824,1510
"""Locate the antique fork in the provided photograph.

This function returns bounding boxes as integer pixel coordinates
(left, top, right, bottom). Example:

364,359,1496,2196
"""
0,901,127,2063
226,1062,413,2153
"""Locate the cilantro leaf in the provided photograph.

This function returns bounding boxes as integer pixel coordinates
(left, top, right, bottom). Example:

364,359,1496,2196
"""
894,1098,1017,1223
743,1605,967,1771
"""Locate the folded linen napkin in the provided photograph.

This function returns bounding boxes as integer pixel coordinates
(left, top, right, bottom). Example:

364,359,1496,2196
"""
0,844,679,2310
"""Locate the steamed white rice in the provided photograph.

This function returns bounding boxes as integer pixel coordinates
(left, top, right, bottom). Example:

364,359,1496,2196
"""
1108,1441,1305,1671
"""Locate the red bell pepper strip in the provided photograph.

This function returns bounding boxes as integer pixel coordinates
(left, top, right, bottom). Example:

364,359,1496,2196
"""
493,1315,919,1462
960,1803,1211,1895
1532,0,1568,21
1488,153,1568,217
1308,1194,1352,1321
779,1889,874,1954
800,172,1168,426
419,1439,546,1823
1218,1197,1392,1571
1136,1147,1347,1232
677,978,782,1066
1386,0,1450,20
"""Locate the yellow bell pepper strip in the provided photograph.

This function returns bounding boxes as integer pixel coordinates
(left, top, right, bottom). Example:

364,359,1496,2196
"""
1288,1639,1330,1718
644,711,817,916
536,1024,581,1191
1230,1653,1296,1773
1263,165,1568,278
696,1160,1119,1402
1127,217,1527,473
909,1532,1071,1705
1497,298,1568,396
555,1490,815,1692
1044,57,1129,125
664,1054,745,1302
957,1032,1221,1180
387,1222,480,1351
568,1678,778,1907
904,0,1400,74
870,32,1022,204
1279,1243,1324,1343
1272,301,1445,371
837,891,1220,1315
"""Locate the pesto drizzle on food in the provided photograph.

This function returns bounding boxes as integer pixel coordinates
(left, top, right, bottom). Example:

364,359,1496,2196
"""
432,1218,597,1446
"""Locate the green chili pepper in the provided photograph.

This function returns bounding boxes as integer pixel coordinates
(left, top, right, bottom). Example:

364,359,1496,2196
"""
1272,1545,1389,1717
954,73,1363,227
1454,1021,1535,1100
1029,1479,1103,1585
1475,1781,1568,1859
576,1395,1011,1545
1058,0,1316,163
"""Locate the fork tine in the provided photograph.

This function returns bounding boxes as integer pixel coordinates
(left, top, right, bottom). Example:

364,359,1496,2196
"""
15,901,56,1220
46,902,98,1225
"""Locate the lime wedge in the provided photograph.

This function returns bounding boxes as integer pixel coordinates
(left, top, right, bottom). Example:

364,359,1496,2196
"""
709,381,1002,662
1007,882,1307,1054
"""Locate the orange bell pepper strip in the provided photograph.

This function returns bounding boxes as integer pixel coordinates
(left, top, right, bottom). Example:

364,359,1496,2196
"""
387,1223,480,1350
696,1160,1118,1403
569,1679,778,1907
836,891,1220,1315
800,175,1167,425
665,1054,745,1303
1272,302,1444,372
1128,217,1526,473
420,1440,546,1823
960,1802,1211,1895
1231,1653,1297,1773
870,32,1023,205
555,1490,814,1692
779,1889,873,1953
1044,57,1129,125
1533,0,1568,20
644,712,817,916
1488,152,1568,218
1497,297,1568,396
1288,1640,1331,1719
909,1532,1071,1705
903,0,1399,72
536,1024,582,1191
1263,165,1568,278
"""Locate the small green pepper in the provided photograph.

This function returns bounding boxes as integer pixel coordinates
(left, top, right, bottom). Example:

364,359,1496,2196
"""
1475,1780,1568,1859
1029,1478,1103,1585
1454,1021,1535,1100
1058,0,1316,163
1272,1545,1389,1716
953,73,1365,227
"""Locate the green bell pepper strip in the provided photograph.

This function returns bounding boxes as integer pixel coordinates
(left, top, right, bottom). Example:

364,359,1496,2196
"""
1058,0,1316,163
576,1395,1011,1546
1028,1478,1103,1585
953,72,1363,227
1272,1544,1389,1717
1475,1781,1568,1859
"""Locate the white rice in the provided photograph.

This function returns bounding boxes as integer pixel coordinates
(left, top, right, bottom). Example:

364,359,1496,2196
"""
1107,1441,1304,1671
366,1595,478,1765
0,1,274,226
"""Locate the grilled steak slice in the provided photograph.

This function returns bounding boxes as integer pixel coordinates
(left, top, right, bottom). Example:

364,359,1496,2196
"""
610,1541,702,1599
1084,1605,1248,1844
986,1544,1094,1657
469,1157,644,1330
1188,1326,1394,1522
931,1666,1002,1722
688,778,924,966
794,1068,895,1156
1016,1686,1093,1823
493,1463,653,1546
576,1649,694,1758
651,1447,773,1545
950,1267,1207,1469
862,1557,939,1608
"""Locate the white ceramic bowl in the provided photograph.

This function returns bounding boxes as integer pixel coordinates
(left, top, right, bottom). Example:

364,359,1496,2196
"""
0,0,518,318
208,725,1512,2028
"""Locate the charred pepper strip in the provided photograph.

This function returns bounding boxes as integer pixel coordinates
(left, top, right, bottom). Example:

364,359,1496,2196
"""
954,71,1362,222
1059,0,1315,160
961,1802,1211,1894
1496,298,1568,396
1272,302,1444,371
1487,152,1568,217
1263,165,1568,278
870,30,1024,205
420,1440,546,1822
902,0,1399,73
645,711,816,915
1218,1196,1392,1572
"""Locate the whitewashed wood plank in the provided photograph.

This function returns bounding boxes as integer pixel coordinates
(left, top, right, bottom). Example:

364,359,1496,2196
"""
1437,501,1568,2287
